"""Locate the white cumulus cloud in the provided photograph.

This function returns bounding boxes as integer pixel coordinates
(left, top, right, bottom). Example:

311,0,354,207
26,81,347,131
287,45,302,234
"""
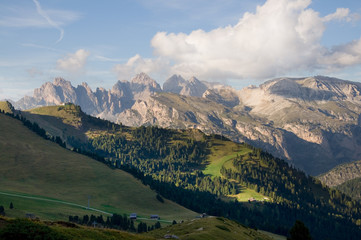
321,38,361,67
56,49,90,73
323,8,351,22
115,0,360,81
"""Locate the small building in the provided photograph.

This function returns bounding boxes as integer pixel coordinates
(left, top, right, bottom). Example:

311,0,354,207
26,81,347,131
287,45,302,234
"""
130,213,137,220
150,215,159,220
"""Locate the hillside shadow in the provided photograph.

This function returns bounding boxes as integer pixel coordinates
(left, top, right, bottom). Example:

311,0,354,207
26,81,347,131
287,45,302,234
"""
20,111,89,146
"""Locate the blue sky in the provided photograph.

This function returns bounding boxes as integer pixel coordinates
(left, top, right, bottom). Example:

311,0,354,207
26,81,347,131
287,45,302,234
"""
1,0,361,100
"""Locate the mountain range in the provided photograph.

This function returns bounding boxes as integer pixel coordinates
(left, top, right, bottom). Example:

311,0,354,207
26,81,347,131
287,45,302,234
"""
12,73,361,175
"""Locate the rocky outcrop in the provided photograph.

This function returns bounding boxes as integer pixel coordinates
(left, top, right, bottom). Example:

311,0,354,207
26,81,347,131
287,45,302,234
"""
163,75,208,97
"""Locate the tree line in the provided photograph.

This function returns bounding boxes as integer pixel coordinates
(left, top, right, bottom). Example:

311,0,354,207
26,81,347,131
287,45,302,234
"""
68,213,161,233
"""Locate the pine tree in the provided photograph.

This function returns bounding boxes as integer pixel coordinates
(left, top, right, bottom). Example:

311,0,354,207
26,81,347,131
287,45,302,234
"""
288,220,312,240
0,205,5,215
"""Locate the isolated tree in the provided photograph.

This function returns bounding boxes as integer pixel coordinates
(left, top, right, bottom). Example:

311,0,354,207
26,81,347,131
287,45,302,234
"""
0,205,5,215
9,202,13,209
288,220,312,240
129,220,136,232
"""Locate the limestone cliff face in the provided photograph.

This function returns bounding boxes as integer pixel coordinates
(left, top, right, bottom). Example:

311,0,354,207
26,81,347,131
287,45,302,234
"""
117,76,361,175
14,75,361,175
163,75,208,97
15,73,161,115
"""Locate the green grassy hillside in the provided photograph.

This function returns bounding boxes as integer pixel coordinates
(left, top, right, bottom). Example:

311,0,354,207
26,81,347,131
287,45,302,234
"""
0,216,274,240
0,217,153,240
11,104,361,239
23,104,266,202
22,104,109,144
0,101,14,114
0,113,196,222
145,217,273,240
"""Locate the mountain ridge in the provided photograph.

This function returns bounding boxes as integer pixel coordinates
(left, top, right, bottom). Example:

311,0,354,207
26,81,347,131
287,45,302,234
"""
13,74,361,175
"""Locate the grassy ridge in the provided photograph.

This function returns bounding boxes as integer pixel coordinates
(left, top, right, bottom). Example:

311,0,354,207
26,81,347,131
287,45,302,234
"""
145,217,274,240
0,216,274,240
23,104,267,202
0,113,196,222
0,217,153,240
0,101,14,114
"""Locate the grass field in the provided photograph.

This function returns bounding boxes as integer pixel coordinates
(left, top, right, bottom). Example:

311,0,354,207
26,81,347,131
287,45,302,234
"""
0,113,196,222
145,216,274,240
202,138,267,201
203,138,252,177
0,216,277,240
0,216,154,240
0,191,111,221
259,230,287,240
0,101,14,114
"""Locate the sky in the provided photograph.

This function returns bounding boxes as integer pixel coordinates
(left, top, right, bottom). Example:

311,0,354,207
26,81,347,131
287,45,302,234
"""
1,0,361,101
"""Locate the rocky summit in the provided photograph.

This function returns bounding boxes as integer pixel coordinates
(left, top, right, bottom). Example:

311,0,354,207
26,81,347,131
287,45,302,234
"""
14,74,361,175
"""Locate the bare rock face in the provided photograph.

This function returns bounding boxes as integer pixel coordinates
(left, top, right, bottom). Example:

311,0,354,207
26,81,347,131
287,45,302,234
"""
163,75,208,97
14,73,161,116
203,88,240,108
14,74,361,175
118,76,361,175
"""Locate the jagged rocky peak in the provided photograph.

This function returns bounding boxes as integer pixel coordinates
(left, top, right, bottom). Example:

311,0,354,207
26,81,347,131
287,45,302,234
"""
53,77,72,87
130,72,161,91
163,74,186,93
111,80,131,96
163,74,208,97
189,76,199,83
80,82,91,89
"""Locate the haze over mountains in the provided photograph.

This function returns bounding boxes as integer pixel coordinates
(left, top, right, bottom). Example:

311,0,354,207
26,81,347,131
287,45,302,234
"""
12,73,361,175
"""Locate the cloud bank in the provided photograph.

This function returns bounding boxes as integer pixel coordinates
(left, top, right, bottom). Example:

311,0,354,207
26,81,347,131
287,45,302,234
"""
56,49,90,73
114,0,361,81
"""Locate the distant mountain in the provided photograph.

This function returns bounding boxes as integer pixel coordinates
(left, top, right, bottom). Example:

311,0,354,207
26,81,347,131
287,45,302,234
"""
317,158,361,201
318,159,361,187
14,74,361,175
118,76,361,175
